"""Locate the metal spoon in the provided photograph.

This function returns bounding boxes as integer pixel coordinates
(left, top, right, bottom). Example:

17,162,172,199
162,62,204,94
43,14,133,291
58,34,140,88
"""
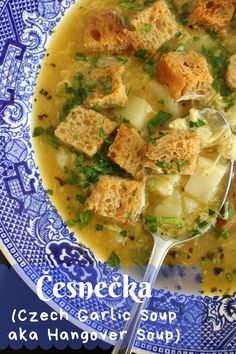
112,111,235,354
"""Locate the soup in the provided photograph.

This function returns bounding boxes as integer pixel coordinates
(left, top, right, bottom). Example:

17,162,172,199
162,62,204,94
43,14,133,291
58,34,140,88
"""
32,0,236,295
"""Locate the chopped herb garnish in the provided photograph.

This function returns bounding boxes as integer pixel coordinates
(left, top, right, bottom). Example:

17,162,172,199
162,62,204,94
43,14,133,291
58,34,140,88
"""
162,217,185,229
33,127,45,137
193,36,200,42
78,210,92,227
181,2,189,12
32,126,59,149
156,161,173,174
76,194,86,204
147,111,172,134
90,55,100,68
201,45,231,97
144,215,160,233
189,119,206,128
75,52,87,61
134,48,148,60
158,99,165,106
189,229,201,238
46,189,53,196
196,217,208,229
120,230,128,237
225,272,234,283
159,45,170,54
209,209,216,216
116,56,129,64
96,224,103,231
134,48,154,77
142,23,152,34
216,229,230,240
106,251,120,268
176,160,188,172
98,127,106,139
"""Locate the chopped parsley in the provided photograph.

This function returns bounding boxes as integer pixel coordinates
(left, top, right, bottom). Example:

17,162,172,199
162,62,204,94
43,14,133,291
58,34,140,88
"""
75,52,87,61
76,194,87,204
201,45,231,97
225,272,234,283
162,217,185,229
144,215,160,233
158,99,165,106
147,111,172,134
32,126,59,149
189,229,201,238
176,160,188,172
189,119,206,128
156,161,173,174
33,127,45,137
134,48,155,78
106,251,120,268
116,56,129,64
46,189,53,196
95,224,103,231
209,209,216,216
120,230,128,237
98,127,106,139
193,36,200,42
66,210,92,228
142,23,152,34
216,229,230,240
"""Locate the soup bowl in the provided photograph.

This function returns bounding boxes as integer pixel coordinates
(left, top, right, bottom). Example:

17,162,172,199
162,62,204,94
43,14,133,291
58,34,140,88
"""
0,0,236,352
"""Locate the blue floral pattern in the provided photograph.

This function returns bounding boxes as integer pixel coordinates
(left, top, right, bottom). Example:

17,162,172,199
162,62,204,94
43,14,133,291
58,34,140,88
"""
0,0,236,352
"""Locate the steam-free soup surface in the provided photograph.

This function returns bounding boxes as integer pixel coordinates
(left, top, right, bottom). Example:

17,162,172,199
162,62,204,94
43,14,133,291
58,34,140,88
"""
32,0,236,295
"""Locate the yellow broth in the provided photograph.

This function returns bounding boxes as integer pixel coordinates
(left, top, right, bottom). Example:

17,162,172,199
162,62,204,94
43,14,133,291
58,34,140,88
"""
32,0,236,295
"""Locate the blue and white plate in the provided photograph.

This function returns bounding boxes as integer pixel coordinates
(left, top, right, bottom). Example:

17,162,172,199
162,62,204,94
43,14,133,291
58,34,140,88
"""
0,0,236,352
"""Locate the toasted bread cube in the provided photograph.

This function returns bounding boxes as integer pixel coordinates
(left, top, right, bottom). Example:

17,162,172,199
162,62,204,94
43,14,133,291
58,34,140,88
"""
87,176,145,224
107,124,148,180
55,107,117,157
127,1,178,56
144,130,200,175
156,51,213,100
83,10,130,54
226,54,236,90
85,65,128,109
189,0,235,31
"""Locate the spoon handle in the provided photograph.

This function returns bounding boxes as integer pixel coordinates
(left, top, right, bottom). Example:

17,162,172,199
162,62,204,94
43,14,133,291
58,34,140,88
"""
112,237,173,354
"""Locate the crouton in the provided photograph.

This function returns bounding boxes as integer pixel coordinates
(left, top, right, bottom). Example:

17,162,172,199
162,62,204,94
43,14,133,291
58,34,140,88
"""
87,176,145,224
127,1,178,56
189,0,235,31
156,51,213,100
83,10,130,54
144,130,200,175
55,107,117,157
226,54,236,90
107,124,148,180
85,65,128,109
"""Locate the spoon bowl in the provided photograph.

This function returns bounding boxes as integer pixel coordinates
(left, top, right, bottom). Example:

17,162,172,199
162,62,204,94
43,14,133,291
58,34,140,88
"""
112,111,235,354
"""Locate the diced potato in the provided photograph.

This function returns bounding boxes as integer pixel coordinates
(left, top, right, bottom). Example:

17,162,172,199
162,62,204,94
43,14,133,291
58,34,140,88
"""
148,80,187,117
182,196,199,215
185,161,228,204
154,190,182,218
122,95,153,130
147,175,180,197
194,156,219,175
